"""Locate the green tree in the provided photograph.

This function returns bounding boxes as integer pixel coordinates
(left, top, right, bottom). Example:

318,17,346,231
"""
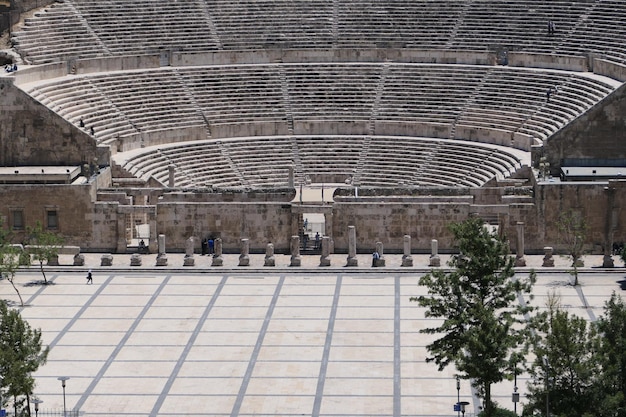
26,222,64,284
0,300,49,416
0,221,25,306
557,210,587,286
0,245,25,307
592,292,626,416
478,406,518,417
410,217,536,417
524,292,598,417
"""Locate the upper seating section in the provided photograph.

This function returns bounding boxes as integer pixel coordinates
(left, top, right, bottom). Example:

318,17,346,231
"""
11,0,626,65
20,64,616,147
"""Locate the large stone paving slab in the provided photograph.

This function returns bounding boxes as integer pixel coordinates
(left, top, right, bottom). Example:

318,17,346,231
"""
1,268,625,417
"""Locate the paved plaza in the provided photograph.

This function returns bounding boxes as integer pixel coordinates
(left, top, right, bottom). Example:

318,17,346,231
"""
1,253,625,417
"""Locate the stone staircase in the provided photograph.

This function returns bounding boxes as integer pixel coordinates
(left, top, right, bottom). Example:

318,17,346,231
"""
217,141,251,188
369,62,390,136
174,68,212,139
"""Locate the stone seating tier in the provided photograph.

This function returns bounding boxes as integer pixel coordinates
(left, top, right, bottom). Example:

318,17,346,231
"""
20,64,617,147
114,136,524,189
12,0,626,66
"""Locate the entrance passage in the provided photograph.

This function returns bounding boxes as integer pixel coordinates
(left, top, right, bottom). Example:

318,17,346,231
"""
301,213,325,253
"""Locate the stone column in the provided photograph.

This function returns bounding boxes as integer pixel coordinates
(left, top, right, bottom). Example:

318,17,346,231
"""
346,225,358,266
373,241,386,267
156,234,168,266
324,212,333,239
211,238,223,267
101,253,113,266
542,246,554,267
603,186,616,268
290,235,301,267
168,164,175,188
73,253,85,266
47,255,59,266
264,243,275,267
239,238,250,266
130,253,142,266
184,236,195,266
116,212,128,253
320,236,331,267
515,222,526,267
401,235,413,267
148,213,158,254
429,239,441,267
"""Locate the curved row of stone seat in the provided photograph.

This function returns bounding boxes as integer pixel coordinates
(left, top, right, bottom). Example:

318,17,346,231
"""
11,0,626,65
115,136,524,189
21,64,616,148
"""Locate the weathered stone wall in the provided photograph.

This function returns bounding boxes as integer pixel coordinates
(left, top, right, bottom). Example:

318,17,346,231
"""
173,49,494,67
91,201,121,252
331,201,472,253
0,79,97,166
0,182,96,245
535,180,626,253
13,0,55,13
507,52,588,72
545,82,626,174
155,202,294,253
0,1,55,35
1,179,624,254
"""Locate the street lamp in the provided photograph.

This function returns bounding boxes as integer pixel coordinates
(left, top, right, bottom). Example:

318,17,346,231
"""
0,374,4,416
456,376,461,417
459,401,470,417
512,367,520,415
32,398,43,417
57,376,70,417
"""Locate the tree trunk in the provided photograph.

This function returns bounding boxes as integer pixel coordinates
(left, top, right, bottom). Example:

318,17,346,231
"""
39,260,47,283
8,274,24,306
484,382,493,417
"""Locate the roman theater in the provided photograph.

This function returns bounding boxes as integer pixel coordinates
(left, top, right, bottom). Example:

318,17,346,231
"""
1,0,625,256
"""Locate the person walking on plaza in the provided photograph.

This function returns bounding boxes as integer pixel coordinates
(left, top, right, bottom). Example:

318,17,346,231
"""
86,270,93,284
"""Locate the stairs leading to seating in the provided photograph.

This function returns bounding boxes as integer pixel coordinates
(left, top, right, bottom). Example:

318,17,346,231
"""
278,65,295,135
289,136,305,185
450,67,494,140
217,141,251,188
67,0,111,55
369,62,390,136
197,0,223,50
174,69,213,139
445,0,475,48
352,135,372,186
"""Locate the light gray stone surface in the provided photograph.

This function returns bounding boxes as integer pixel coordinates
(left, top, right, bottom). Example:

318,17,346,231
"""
2,253,623,416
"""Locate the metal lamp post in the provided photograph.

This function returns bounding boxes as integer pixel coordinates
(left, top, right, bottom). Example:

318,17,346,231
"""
512,367,520,415
32,399,43,417
0,374,4,417
456,376,461,417
57,376,70,417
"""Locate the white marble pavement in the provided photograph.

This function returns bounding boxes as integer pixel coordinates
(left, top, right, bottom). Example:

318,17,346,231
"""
1,255,625,417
